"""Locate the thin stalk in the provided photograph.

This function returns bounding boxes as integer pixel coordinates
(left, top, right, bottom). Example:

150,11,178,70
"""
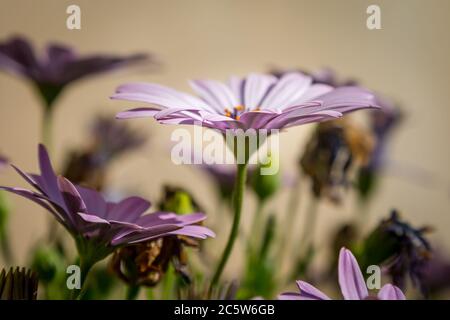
41,107,60,240
277,177,301,263
247,199,265,253
72,256,95,300
298,197,319,256
210,162,248,290
126,285,141,300
42,107,53,151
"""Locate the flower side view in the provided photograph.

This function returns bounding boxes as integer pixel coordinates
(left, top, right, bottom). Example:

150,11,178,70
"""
279,247,406,300
0,144,214,298
112,72,380,290
112,72,380,134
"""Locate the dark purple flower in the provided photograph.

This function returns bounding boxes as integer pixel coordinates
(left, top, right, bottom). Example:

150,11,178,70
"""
279,247,406,300
380,211,432,295
0,36,150,107
0,145,214,265
112,72,379,134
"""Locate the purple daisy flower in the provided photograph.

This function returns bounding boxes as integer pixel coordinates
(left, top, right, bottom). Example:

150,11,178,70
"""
0,145,214,278
0,36,150,107
112,72,379,134
279,247,406,300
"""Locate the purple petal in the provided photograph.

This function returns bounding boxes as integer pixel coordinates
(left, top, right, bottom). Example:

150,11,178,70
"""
116,107,161,119
37,144,67,210
378,284,406,300
338,247,368,300
243,73,277,110
0,186,67,227
260,72,312,110
57,176,86,213
75,185,108,218
168,225,216,239
296,281,331,300
190,79,238,112
106,196,151,222
111,224,182,246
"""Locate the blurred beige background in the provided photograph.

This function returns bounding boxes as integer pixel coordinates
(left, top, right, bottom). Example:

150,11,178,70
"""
0,0,449,279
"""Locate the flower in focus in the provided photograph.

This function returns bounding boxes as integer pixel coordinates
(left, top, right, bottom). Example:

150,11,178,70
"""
360,210,432,296
113,72,379,134
62,115,146,189
300,119,374,203
279,247,406,300
0,35,150,108
0,267,38,300
0,145,215,270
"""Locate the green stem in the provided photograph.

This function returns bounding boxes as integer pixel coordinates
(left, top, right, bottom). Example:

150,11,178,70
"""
298,197,319,255
247,199,264,253
277,177,301,263
210,162,248,290
126,285,141,300
71,256,95,300
42,107,53,151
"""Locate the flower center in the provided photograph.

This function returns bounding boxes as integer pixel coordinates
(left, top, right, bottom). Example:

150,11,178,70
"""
224,105,244,120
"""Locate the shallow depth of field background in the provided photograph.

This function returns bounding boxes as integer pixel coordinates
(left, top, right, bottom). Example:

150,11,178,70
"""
0,0,449,279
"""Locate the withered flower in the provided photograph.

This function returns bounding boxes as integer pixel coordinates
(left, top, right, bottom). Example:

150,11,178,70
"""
360,210,432,296
110,235,198,287
110,186,203,287
0,267,38,300
300,119,374,203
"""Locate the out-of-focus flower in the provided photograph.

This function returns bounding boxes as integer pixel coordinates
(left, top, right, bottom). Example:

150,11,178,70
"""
0,36,150,108
0,267,38,300
421,247,450,297
357,102,402,200
113,72,379,134
360,210,432,296
272,67,401,201
279,247,406,300
111,186,203,287
63,115,146,189
300,119,374,203
0,144,215,271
